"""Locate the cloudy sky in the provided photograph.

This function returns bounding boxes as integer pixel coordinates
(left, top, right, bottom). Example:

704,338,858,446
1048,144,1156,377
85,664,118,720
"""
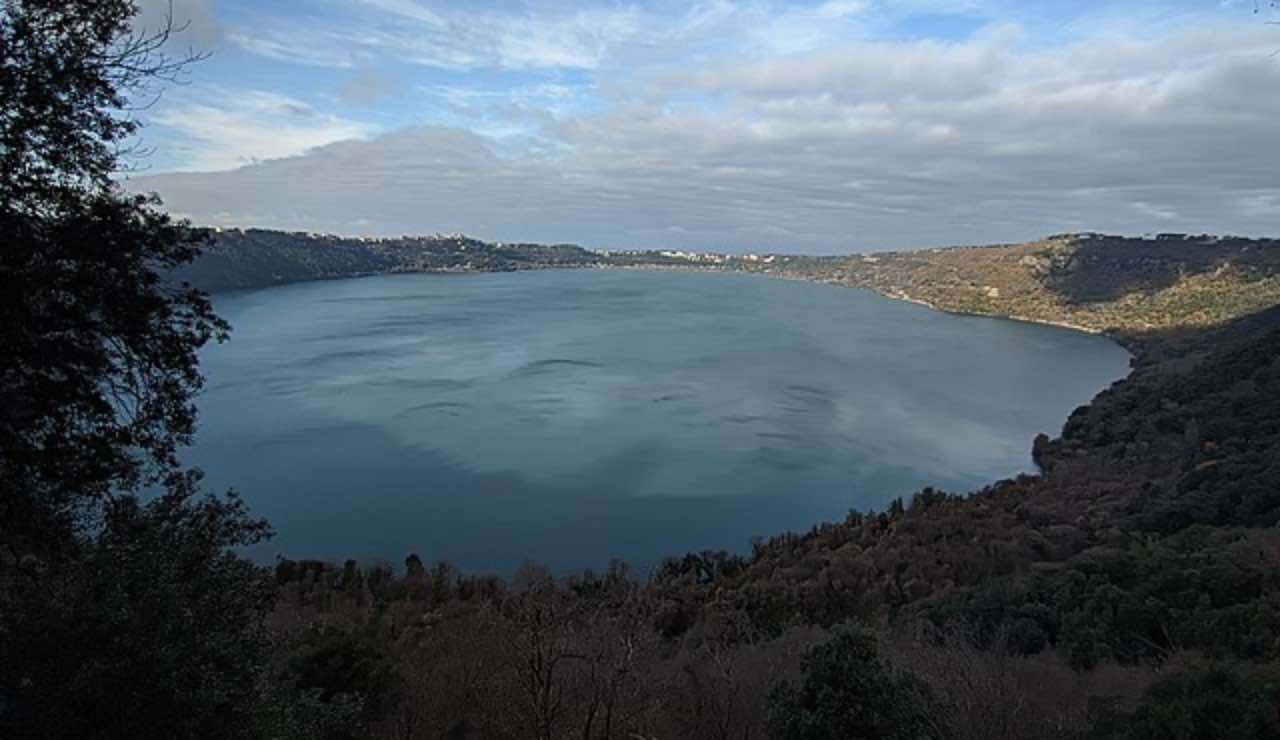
127,0,1280,252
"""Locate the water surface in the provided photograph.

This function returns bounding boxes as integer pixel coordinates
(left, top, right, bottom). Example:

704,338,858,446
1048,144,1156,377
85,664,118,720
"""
192,270,1130,574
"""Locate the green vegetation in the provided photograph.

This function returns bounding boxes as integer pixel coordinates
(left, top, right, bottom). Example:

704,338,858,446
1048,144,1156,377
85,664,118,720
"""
276,626,402,740
1090,666,1280,740
767,626,939,740
172,229,709,293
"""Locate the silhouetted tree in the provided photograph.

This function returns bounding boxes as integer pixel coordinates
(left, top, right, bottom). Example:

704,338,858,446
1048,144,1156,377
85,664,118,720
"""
281,626,402,740
0,2,275,736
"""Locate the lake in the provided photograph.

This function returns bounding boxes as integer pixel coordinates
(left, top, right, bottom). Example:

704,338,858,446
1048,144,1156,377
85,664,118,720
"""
191,269,1131,575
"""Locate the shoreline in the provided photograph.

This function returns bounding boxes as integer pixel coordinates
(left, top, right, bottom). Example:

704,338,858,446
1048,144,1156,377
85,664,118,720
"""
592,263,1130,347
207,262,1136,575
206,261,1134,351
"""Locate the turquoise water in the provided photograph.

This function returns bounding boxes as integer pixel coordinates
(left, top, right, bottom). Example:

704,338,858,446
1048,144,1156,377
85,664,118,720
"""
191,269,1131,574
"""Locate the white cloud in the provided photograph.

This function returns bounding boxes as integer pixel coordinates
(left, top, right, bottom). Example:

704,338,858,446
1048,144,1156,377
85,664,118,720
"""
816,1,871,19
354,0,444,25
229,2,645,71
225,31,364,69
226,0,880,73
149,88,377,171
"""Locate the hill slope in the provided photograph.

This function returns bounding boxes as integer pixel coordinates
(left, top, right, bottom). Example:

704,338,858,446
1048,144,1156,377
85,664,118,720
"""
171,229,627,293
815,233,1280,337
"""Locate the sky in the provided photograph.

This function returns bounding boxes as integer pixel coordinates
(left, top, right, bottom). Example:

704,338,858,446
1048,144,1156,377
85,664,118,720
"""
125,0,1280,253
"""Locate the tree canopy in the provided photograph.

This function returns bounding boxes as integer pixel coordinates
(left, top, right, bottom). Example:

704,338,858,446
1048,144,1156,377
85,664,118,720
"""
768,625,941,740
0,2,274,736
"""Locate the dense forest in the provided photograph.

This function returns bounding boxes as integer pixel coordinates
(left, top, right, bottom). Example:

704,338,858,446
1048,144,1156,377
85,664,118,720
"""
3,2,1279,739
170,230,618,293
171,228,727,293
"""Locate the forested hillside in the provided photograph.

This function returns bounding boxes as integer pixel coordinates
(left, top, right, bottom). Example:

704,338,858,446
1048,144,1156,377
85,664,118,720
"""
264,294,1280,739
171,229,646,292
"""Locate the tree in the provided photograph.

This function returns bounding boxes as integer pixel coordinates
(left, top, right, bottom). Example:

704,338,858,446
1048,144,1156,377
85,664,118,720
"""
3,473,275,738
767,626,941,740
1090,666,1280,740
280,626,402,740
0,0,225,549
0,2,275,736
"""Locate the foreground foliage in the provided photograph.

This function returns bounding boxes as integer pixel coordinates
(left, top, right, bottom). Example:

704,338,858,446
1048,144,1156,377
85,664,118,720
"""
0,2,275,737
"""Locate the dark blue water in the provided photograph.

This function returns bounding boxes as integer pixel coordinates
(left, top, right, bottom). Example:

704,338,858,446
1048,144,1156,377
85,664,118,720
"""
190,269,1131,575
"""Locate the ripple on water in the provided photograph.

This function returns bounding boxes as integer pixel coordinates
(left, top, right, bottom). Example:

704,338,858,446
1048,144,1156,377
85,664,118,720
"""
396,401,470,418
506,358,606,378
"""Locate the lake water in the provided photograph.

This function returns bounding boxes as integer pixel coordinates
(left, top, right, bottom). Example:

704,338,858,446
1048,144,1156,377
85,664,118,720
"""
191,269,1131,575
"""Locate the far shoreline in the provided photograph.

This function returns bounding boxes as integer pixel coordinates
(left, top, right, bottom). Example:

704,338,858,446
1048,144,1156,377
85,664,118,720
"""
204,260,1136,356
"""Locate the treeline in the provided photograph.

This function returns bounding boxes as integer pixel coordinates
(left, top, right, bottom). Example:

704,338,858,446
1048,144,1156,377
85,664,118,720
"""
171,229,707,293
261,305,1280,738
169,230,603,293
179,227,1280,346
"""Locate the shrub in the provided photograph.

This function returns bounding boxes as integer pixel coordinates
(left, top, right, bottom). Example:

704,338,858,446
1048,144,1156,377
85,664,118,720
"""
1090,666,1280,740
768,626,941,740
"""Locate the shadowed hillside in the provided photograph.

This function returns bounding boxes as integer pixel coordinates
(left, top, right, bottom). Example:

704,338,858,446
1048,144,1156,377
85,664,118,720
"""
171,229,651,293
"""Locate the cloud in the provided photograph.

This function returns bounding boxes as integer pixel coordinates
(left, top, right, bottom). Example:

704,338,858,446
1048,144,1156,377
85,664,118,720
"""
225,30,364,69
147,88,377,171
134,15,1280,251
223,0,876,74
336,70,402,107
816,1,871,20
133,0,223,49
416,82,588,139
228,1,645,71
666,24,1023,103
